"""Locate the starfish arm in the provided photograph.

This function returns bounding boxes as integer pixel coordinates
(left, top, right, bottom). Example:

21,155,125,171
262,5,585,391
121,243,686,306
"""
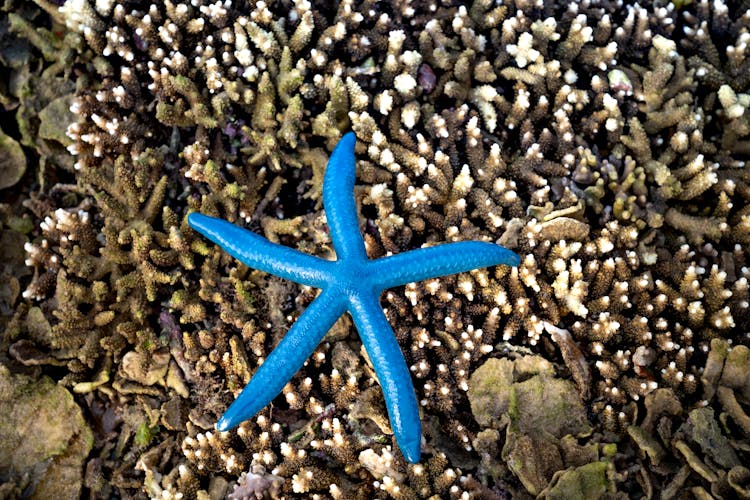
188,213,334,288
323,132,367,262
216,289,347,431
371,241,521,289
348,291,421,463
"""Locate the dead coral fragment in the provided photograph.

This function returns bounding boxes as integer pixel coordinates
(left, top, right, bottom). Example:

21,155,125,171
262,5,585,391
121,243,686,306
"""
228,465,283,499
628,339,750,496
545,322,592,398
538,216,590,242
120,349,171,386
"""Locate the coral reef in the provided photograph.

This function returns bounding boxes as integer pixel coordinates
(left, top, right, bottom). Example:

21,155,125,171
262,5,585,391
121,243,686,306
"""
2,0,749,497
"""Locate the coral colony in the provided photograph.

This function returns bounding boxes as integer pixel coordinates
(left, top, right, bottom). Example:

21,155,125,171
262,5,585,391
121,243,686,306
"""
5,0,749,497
188,132,520,463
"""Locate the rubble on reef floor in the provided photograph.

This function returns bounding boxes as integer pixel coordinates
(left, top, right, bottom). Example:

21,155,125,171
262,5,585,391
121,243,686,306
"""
1,0,749,497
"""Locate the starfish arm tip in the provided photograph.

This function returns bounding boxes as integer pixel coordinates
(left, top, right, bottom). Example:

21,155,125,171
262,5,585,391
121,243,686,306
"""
482,243,521,268
394,415,422,463
187,211,207,229
507,249,522,267
329,131,356,169
373,242,522,289
216,394,266,432
401,438,422,463
323,131,368,261
215,413,236,432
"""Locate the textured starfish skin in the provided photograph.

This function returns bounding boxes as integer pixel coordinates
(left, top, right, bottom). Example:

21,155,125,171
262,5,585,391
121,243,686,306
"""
188,132,520,463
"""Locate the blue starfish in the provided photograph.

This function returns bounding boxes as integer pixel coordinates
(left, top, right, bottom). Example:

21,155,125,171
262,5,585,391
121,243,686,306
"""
188,132,520,463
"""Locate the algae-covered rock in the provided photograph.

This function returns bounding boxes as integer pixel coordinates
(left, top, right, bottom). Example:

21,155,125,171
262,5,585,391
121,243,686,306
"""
38,94,75,146
679,407,740,469
467,356,590,437
0,365,93,499
540,461,613,499
721,345,750,402
0,127,25,189
628,425,667,466
469,355,595,495
511,373,592,438
502,428,564,495
467,357,515,428
0,229,27,315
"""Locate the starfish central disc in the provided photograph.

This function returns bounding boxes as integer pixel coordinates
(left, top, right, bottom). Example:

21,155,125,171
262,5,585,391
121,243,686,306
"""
330,261,374,296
